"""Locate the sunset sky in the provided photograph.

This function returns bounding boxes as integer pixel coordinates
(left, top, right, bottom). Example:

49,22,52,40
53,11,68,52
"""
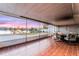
0,15,45,29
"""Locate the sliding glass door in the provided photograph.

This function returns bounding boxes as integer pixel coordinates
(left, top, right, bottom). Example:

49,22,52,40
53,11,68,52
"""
26,19,40,41
0,13,51,47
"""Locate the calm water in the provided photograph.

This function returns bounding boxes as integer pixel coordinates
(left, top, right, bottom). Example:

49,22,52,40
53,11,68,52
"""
0,33,47,42
0,35,26,42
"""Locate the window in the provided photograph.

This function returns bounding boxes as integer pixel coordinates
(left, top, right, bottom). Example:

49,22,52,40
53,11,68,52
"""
26,19,40,41
39,22,48,38
0,14,27,45
0,14,50,47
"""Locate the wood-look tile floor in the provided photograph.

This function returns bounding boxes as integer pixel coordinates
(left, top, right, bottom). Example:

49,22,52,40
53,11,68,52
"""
38,41,79,56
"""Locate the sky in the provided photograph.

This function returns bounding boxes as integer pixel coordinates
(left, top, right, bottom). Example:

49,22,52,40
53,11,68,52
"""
0,15,45,29
0,15,26,28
